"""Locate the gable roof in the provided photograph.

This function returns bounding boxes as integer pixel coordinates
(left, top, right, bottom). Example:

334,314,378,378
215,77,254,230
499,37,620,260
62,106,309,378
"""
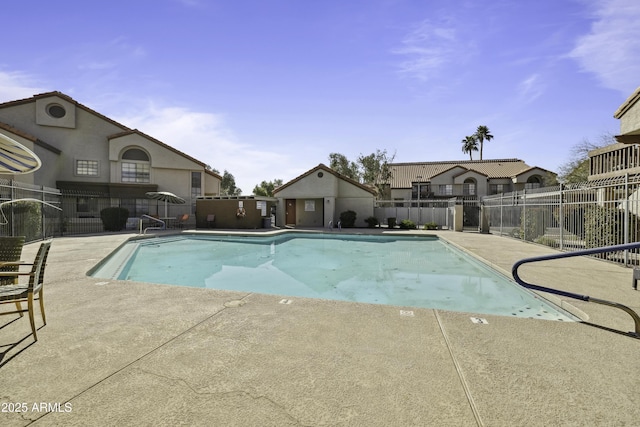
274,163,377,195
0,91,215,171
0,121,61,155
108,129,210,170
0,91,130,132
388,159,552,188
614,86,640,119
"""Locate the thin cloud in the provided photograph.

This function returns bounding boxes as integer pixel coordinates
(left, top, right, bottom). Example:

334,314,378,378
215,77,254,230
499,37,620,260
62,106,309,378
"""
569,0,640,94
0,71,44,101
517,73,545,102
393,19,461,82
114,103,291,193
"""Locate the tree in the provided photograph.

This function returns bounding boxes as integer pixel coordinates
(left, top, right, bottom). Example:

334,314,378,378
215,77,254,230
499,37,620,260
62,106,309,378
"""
328,153,359,180
357,149,396,197
220,170,242,196
557,134,614,183
253,179,283,197
327,149,395,198
474,125,493,160
461,135,478,160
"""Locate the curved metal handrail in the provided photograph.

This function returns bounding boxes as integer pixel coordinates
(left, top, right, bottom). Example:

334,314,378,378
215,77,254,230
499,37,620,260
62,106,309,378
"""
140,214,165,234
512,242,640,337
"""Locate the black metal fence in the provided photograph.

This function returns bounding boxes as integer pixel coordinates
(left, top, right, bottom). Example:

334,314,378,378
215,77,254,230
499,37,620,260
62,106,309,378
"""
482,175,640,266
0,178,62,242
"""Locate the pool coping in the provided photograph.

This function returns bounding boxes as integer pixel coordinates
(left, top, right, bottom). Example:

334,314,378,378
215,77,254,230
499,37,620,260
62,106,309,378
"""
2,229,640,425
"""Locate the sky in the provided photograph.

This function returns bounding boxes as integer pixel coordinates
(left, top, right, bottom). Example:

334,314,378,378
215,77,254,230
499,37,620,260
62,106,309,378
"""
1,0,640,194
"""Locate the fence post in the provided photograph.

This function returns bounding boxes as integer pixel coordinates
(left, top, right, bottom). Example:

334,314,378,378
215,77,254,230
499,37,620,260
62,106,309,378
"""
625,173,629,265
559,183,564,251
522,189,527,241
10,179,15,237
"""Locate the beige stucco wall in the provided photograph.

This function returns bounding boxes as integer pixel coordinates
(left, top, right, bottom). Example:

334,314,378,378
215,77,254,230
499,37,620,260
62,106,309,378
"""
511,168,547,184
0,95,123,187
453,170,488,196
274,168,374,228
620,98,640,135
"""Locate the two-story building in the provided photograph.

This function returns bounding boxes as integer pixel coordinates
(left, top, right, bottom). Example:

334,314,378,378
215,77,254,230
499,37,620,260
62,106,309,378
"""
0,91,221,226
386,159,554,203
589,87,640,180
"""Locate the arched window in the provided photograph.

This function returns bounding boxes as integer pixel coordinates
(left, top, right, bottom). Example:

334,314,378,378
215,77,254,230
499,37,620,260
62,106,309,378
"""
121,148,150,183
525,175,542,189
463,178,476,196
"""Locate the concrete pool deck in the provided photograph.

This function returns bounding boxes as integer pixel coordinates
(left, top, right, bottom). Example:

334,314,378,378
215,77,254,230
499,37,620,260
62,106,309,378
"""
1,230,639,426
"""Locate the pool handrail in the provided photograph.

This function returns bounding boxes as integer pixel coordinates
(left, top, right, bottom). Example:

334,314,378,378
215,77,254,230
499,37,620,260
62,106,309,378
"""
512,242,640,337
140,214,166,234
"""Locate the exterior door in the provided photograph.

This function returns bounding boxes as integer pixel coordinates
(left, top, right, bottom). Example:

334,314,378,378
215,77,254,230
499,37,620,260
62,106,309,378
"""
285,199,296,225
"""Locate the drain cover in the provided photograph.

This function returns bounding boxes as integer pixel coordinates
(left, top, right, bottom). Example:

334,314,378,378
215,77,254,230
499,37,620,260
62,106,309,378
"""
470,317,488,324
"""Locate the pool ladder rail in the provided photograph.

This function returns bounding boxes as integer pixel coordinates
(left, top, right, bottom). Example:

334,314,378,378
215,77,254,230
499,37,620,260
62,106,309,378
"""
512,242,640,338
140,214,166,234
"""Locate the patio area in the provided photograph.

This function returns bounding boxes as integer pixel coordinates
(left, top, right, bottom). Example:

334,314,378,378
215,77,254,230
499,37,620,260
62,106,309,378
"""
1,230,639,426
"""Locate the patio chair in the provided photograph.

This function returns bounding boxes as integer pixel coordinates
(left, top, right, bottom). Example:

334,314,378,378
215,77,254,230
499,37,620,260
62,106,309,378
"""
0,236,26,286
206,214,215,228
0,241,52,341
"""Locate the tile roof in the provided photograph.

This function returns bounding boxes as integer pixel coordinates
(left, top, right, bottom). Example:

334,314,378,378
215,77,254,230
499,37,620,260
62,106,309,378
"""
0,91,216,172
388,159,546,188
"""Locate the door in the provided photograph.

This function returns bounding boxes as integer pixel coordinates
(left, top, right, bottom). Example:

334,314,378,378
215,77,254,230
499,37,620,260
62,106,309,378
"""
285,199,296,225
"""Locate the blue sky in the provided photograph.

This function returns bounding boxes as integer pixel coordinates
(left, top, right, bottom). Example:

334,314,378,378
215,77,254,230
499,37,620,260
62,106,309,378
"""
2,0,639,193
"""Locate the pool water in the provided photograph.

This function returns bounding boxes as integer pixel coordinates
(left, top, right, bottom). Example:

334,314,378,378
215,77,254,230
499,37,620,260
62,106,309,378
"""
90,232,575,321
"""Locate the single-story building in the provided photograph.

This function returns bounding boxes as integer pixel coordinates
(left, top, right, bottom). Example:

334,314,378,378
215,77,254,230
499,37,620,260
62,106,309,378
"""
273,164,376,228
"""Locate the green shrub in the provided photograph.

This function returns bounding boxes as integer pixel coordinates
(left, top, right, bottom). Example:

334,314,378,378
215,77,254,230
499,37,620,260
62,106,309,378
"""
519,207,547,242
13,200,42,241
364,216,379,228
584,205,640,248
398,219,416,229
423,222,438,230
387,217,396,228
339,210,357,228
100,207,129,231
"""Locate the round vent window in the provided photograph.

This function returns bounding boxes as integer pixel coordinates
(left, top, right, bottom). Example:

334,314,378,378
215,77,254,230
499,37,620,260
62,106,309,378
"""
317,172,324,178
46,104,66,118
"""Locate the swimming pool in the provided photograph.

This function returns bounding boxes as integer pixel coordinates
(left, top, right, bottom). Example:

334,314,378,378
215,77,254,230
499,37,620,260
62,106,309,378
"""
90,232,575,321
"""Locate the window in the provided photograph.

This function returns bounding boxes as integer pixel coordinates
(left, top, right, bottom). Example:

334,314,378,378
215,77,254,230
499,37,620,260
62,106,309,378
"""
490,184,508,194
46,103,66,118
191,171,202,199
525,176,542,189
122,162,150,183
121,148,150,183
463,178,476,196
76,197,98,214
439,184,453,196
411,183,430,200
76,160,99,176
120,198,149,217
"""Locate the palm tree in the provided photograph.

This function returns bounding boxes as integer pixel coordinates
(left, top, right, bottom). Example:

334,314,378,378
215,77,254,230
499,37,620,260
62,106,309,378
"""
475,125,493,160
461,135,478,160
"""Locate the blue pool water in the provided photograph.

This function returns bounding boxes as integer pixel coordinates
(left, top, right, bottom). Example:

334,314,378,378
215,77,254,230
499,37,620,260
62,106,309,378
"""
90,232,574,321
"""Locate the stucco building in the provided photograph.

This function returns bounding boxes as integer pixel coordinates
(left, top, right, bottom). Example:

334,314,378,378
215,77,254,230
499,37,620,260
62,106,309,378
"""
0,91,221,224
387,159,554,203
589,86,640,180
273,164,376,228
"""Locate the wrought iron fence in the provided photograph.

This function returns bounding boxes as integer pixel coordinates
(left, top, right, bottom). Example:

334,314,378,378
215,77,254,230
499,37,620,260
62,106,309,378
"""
482,175,640,265
0,178,63,242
